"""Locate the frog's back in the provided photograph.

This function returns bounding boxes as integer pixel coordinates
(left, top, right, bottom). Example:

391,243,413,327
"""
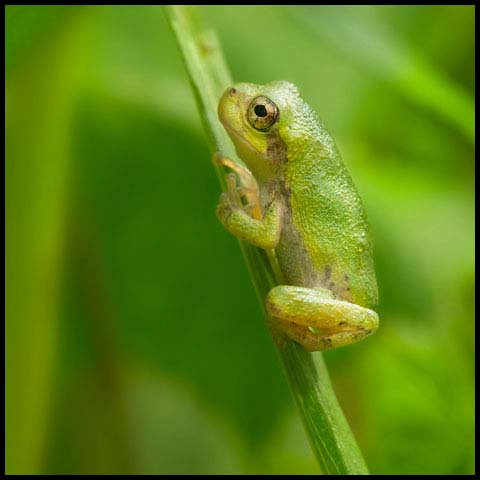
275,104,378,309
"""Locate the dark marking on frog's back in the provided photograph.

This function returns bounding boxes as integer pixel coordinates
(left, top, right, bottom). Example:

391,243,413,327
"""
323,337,332,348
266,130,287,165
323,266,332,282
279,178,291,201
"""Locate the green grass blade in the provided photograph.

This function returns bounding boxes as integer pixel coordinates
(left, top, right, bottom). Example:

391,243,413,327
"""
165,5,369,474
5,12,85,473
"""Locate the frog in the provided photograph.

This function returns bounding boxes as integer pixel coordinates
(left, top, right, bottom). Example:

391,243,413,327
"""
214,81,379,352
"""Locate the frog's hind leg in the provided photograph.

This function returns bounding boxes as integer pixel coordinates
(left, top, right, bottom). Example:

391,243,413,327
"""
266,285,379,352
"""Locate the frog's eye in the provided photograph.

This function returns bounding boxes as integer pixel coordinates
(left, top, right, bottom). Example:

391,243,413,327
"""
247,96,279,131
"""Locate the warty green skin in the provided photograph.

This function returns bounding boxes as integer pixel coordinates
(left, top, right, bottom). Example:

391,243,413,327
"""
216,81,379,351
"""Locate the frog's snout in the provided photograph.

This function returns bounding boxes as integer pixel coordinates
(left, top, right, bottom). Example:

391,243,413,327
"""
218,85,254,133
218,87,239,123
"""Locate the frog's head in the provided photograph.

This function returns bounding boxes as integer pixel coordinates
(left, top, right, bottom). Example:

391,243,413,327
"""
218,81,315,181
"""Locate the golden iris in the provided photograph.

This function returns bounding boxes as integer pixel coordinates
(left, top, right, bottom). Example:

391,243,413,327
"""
247,96,279,131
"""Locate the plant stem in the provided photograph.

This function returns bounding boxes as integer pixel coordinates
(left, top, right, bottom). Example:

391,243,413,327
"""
165,5,369,474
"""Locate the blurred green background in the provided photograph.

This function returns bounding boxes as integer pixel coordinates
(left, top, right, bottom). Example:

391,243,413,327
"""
5,5,474,475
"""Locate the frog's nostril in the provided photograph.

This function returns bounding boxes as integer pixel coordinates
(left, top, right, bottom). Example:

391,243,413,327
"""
229,88,237,96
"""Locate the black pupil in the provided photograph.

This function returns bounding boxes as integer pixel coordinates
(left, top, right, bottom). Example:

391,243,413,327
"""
254,104,268,117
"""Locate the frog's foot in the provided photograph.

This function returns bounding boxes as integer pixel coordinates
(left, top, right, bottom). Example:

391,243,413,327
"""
213,152,261,219
215,182,282,250
266,285,379,352
216,172,256,220
212,152,255,187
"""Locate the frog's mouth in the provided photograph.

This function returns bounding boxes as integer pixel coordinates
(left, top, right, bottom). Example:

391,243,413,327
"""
223,123,268,160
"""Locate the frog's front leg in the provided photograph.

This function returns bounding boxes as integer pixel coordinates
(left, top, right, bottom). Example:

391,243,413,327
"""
213,152,261,219
266,286,379,352
215,166,283,249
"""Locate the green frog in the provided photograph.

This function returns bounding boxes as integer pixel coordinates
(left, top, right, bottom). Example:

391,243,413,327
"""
215,81,379,352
